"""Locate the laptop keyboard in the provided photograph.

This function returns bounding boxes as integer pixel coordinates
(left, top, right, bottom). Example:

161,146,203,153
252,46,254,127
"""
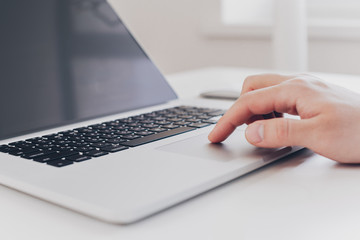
0,106,225,167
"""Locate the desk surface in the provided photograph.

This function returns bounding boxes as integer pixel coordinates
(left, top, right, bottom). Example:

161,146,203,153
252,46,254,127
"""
2,67,360,240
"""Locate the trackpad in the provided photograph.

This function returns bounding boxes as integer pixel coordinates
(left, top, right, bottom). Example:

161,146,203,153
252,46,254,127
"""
157,129,291,162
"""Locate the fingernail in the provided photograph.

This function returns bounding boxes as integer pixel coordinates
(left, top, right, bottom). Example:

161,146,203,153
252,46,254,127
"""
246,123,264,143
208,126,218,142
208,130,214,141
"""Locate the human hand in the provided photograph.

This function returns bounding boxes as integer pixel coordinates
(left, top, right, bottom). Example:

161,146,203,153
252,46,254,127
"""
208,74,360,163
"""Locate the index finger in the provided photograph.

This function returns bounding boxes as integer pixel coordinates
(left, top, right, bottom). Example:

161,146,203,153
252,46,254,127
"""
241,74,294,95
208,83,298,143
241,74,295,124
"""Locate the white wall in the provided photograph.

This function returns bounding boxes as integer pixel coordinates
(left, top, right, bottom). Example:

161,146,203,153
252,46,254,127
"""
309,39,360,75
110,0,360,75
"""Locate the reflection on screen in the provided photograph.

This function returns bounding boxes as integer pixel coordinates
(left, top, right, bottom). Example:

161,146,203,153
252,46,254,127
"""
0,0,177,140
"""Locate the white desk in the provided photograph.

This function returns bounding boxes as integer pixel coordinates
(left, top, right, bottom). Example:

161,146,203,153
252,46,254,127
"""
2,67,360,240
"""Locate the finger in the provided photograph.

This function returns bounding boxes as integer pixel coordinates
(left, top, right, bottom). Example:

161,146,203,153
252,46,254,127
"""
241,74,294,94
208,84,299,143
241,74,290,124
245,118,312,148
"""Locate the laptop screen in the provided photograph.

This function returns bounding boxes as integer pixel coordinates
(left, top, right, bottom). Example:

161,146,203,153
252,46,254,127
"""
0,0,177,140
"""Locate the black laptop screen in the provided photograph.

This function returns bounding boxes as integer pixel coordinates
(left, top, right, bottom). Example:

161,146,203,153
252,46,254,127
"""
0,0,177,140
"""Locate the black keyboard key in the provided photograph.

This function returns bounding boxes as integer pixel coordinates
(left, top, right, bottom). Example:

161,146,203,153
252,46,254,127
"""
101,134,117,139
144,112,157,117
174,121,190,126
130,127,146,132
90,142,111,148
140,119,154,124
73,146,95,152
22,150,56,159
47,159,74,167
75,127,94,133
68,142,87,147
153,117,166,121
58,130,73,136
135,131,154,136
207,110,226,116
117,130,133,135
8,147,37,156
33,139,52,145
122,134,141,140
105,138,126,144
132,115,147,120
189,112,204,116
119,118,136,124
176,106,195,110
83,132,99,137
198,108,219,113
66,154,91,162
56,146,74,151
105,121,122,127
90,124,108,130
202,119,218,124
33,150,78,163
167,118,183,122
156,120,171,125
178,115,193,119
84,150,108,157
101,145,128,153
0,145,13,153
197,115,212,120
12,142,34,149
121,127,195,147
8,141,26,146
186,119,201,123
97,129,114,134
43,133,60,139
24,137,42,143
151,128,167,133
188,122,210,128
142,124,159,128
153,110,168,115
112,126,128,131
8,149,25,156
162,124,180,129
35,142,55,149
86,138,104,143
67,136,86,142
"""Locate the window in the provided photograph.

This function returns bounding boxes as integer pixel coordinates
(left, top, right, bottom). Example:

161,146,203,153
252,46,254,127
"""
203,0,360,39
221,0,273,25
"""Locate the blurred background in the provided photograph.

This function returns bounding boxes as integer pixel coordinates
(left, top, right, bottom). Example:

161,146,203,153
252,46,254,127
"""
110,0,360,75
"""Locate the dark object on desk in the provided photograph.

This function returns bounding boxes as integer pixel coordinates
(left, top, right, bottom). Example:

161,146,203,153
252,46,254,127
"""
200,90,240,101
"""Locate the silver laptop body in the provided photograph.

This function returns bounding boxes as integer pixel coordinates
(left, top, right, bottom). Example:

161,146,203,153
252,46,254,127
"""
0,0,301,224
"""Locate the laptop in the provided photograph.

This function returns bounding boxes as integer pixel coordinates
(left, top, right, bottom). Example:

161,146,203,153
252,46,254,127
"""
0,0,302,224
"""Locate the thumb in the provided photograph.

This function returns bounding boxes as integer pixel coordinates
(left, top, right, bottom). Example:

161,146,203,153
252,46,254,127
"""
245,118,309,148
